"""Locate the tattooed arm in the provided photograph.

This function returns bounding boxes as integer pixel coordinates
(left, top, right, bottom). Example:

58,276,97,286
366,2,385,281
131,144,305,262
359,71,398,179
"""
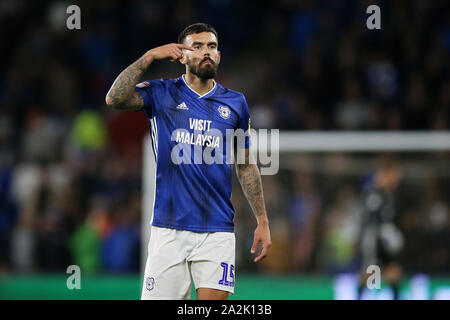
105,57,148,110
105,43,194,110
236,148,271,262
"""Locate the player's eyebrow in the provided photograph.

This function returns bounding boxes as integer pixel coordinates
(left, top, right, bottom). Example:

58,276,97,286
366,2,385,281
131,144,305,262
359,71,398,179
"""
192,41,217,47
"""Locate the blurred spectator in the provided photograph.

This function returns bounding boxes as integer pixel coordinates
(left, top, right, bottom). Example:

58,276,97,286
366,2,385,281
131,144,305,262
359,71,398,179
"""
403,76,428,130
0,161,19,272
357,156,404,299
318,185,361,274
68,198,109,274
259,175,291,273
10,209,35,272
288,171,322,271
334,77,369,130
101,197,140,273
71,109,107,152
20,108,65,163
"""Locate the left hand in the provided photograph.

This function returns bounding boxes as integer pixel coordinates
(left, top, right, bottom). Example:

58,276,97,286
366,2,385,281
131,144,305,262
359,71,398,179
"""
251,221,271,262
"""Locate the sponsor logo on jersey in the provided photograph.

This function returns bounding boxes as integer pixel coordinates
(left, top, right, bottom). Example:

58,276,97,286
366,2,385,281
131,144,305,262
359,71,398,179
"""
176,102,189,110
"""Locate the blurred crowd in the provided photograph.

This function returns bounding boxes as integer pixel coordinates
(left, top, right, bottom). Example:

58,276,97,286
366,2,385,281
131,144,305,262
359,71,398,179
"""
0,0,449,275
234,153,450,275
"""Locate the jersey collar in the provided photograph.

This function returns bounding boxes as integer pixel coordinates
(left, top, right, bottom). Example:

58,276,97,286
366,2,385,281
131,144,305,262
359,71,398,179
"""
181,74,217,99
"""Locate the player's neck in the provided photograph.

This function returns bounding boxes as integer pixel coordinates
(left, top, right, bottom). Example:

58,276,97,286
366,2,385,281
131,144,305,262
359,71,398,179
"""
183,73,215,96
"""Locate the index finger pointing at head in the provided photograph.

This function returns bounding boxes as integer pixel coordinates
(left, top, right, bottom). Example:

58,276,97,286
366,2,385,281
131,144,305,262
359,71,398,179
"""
177,44,194,51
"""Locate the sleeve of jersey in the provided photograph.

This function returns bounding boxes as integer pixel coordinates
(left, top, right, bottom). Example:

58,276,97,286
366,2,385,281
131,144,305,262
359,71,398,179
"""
134,81,155,117
237,95,251,149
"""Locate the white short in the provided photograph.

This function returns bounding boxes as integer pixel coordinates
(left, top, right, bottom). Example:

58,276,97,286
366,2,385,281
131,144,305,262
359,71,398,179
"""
141,226,236,300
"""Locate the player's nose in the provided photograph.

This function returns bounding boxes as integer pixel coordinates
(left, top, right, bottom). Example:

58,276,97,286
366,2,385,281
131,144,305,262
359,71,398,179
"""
201,51,211,60
202,46,214,55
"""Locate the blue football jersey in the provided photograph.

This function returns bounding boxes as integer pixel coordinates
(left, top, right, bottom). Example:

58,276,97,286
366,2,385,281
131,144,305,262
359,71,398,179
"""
136,75,251,232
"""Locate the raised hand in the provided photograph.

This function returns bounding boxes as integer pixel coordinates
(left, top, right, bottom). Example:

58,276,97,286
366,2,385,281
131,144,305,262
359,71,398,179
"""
143,43,194,64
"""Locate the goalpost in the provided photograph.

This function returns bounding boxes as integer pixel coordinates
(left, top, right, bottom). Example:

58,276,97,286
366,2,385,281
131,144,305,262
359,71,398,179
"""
141,131,450,276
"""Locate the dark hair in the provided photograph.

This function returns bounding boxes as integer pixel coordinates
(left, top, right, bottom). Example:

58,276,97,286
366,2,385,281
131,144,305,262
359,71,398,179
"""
178,23,218,44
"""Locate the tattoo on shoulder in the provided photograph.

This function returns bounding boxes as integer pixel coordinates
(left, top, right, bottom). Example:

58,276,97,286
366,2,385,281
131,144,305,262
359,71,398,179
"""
107,57,147,110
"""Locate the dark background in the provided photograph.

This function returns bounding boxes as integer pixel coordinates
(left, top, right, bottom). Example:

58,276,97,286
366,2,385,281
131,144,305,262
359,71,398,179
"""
0,0,449,277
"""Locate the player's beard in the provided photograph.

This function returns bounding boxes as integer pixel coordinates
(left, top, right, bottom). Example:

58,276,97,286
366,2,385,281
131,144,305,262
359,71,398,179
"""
188,57,218,80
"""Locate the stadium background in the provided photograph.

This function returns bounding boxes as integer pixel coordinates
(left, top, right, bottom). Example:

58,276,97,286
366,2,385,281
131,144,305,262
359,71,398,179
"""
0,0,449,299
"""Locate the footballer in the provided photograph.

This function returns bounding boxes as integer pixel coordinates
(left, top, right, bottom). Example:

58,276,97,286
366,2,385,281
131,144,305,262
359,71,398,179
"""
105,23,271,300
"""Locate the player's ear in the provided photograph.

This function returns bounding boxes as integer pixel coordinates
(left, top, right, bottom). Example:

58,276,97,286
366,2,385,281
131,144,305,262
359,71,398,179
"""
217,51,221,64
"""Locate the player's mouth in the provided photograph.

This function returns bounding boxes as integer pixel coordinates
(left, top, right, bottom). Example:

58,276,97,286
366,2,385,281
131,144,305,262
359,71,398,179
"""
201,58,214,65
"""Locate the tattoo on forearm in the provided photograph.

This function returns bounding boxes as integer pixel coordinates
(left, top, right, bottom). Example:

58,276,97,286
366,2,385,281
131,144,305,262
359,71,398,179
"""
237,163,266,218
106,57,147,109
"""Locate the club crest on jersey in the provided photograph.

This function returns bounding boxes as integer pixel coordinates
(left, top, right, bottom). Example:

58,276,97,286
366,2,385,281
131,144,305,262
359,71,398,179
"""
218,105,231,119
146,277,155,291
